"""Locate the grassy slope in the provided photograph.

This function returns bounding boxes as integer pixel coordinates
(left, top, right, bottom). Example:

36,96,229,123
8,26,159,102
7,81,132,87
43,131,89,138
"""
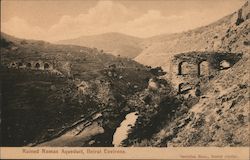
1,68,85,146
0,33,154,146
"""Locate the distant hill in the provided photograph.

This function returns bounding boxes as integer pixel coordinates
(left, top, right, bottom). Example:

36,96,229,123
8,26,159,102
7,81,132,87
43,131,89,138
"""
57,32,143,58
1,32,147,78
135,1,250,71
57,2,249,65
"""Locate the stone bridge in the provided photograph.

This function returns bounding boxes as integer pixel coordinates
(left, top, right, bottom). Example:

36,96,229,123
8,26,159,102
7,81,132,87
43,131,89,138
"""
168,52,242,96
8,61,53,70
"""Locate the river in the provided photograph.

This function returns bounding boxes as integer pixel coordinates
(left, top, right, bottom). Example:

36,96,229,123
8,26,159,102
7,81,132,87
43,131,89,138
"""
112,112,139,147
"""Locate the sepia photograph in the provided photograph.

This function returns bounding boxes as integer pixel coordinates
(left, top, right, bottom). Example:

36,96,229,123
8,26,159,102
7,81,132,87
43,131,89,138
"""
0,0,249,159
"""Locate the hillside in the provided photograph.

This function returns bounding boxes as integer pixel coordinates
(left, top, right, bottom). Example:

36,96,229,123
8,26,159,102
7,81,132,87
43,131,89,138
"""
0,32,157,146
57,2,249,65
57,32,143,58
135,1,250,71
146,53,249,147
1,1,249,148
116,2,250,147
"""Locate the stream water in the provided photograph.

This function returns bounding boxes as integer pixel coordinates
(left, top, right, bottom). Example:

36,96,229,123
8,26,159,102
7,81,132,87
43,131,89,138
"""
112,112,139,147
35,112,139,147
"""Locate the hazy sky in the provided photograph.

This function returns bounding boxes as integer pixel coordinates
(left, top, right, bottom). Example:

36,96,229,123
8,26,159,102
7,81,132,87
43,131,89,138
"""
1,0,245,42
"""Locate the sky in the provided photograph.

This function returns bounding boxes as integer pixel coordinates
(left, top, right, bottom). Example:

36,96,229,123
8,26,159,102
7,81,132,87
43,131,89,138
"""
1,0,246,42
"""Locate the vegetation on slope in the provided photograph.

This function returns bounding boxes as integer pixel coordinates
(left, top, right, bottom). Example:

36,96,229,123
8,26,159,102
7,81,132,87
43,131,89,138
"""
0,33,155,146
151,54,249,147
1,2,249,147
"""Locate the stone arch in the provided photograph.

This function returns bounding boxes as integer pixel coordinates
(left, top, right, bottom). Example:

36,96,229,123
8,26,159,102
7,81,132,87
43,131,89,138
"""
35,62,41,69
44,63,50,70
220,60,230,70
26,62,32,68
10,62,17,68
178,61,189,75
178,82,192,94
198,61,209,76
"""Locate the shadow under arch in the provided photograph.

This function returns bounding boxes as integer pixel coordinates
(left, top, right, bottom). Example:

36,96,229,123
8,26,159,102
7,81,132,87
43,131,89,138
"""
198,60,209,76
44,63,50,70
178,82,192,94
178,61,189,75
26,62,32,68
35,62,41,69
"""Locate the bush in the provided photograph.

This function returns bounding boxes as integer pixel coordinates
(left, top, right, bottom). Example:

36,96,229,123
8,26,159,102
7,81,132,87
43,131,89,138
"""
150,66,166,76
0,38,11,48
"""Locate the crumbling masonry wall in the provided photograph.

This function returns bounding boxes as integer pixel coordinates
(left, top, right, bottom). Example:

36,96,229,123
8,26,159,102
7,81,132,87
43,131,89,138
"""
168,52,242,96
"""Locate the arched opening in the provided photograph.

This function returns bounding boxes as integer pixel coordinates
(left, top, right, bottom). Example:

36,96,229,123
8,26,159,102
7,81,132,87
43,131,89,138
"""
220,60,230,70
35,63,40,69
44,63,50,69
178,61,189,75
26,63,32,68
11,62,16,67
198,61,209,76
178,83,192,94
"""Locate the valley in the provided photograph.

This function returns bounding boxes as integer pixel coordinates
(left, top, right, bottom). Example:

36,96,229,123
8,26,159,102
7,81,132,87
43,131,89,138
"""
0,1,249,147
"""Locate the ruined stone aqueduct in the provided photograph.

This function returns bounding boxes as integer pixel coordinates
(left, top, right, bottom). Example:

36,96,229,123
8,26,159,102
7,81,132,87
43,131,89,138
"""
168,52,241,96
8,61,53,70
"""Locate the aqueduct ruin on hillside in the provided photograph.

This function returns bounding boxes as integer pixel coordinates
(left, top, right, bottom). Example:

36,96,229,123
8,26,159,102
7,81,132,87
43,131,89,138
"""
169,52,242,96
8,61,53,70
